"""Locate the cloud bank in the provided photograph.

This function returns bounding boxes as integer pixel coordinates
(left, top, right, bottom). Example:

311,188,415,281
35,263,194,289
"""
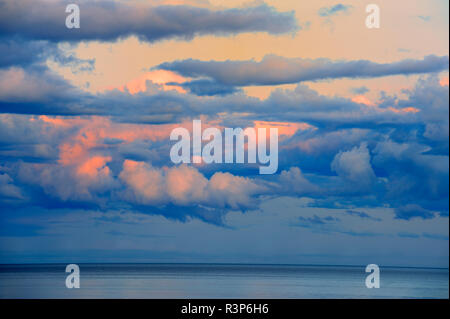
158,55,449,89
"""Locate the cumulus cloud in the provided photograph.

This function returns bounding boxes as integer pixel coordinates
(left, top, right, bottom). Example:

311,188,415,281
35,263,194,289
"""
278,167,319,195
0,67,80,104
0,74,447,220
0,59,448,223
0,173,24,201
120,161,267,210
331,143,376,189
119,160,166,205
0,0,299,43
17,159,117,203
372,139,449,214
400,76,449,143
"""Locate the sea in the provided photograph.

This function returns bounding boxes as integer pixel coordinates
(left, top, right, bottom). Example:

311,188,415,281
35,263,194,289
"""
0,263,448,299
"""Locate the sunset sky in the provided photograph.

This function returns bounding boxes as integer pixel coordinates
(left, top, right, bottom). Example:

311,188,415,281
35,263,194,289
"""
0,0,448,267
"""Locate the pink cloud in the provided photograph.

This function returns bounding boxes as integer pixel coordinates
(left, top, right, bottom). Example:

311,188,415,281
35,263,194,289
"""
253,121,313,137
388,106,420,114
55,116,182,166
77,156,112,179
119,160,265,209
351,95,375,107
119,160,165,204
105,70,187,94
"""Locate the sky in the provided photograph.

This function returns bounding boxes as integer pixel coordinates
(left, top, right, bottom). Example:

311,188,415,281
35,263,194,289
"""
0,0,448,267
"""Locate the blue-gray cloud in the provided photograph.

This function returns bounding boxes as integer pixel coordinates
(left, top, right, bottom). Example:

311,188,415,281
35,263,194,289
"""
394,204,436,220
346,210,381,221
170,79,241,96
0,67,448,223
318,4,352,17
0,39,49,68
297,215,340,225
350,86,369,95
417,15,431,22
0,0,299,43
0,38,94,70
157,55,449,90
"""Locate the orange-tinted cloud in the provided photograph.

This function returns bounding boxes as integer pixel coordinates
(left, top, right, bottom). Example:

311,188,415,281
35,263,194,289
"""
77,156,112,178
106,70,187,94
351,95,375,106
388,107,420,114
254,121,313,137
56,116,184,166
119,160,265,208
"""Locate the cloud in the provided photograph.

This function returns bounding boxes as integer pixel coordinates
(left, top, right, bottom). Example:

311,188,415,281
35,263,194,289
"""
400,76,449,143
0,66,80,104
297,215,340,226
0,173,24,201
318,4,352,17
172,79,241,96
157,54,449,89
0,39,50,68
372,138,449,214
0,71,448,223
346,210,381,221
0,0,299,43
417,15,431,22
120,161,267,211
1,58,445,138
0,37,95,71
394,204,436,220
292,210,384,238
278,167,319,195
1,200,447,266
17,160,117,203
422,233,448,240
119,160,167,205
331,143,376,190
350,86,369,95
109,70,187,94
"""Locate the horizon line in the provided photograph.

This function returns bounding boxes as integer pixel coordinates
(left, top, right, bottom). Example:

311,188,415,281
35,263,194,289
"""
0,262,448,270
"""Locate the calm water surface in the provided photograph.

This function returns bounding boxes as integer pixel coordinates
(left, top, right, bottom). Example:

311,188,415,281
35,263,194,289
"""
0,264,448,298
